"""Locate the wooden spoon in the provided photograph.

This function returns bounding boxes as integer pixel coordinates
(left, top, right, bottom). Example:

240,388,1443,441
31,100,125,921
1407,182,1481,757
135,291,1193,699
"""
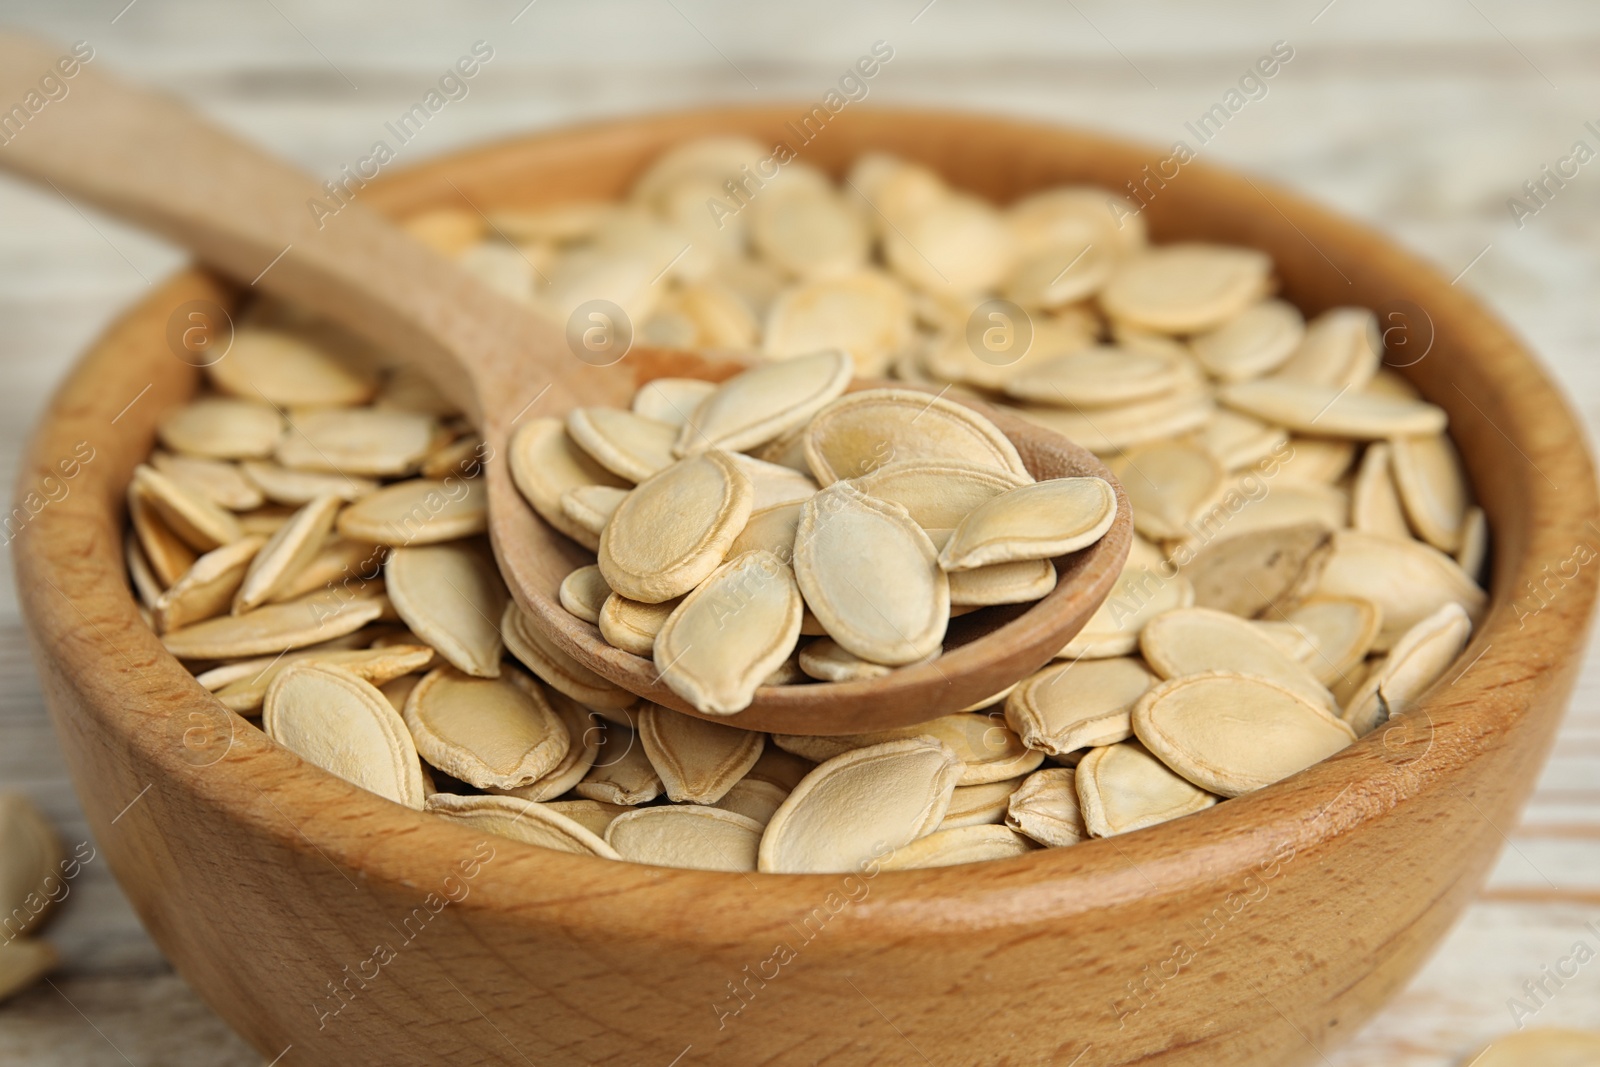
0,35,1130,734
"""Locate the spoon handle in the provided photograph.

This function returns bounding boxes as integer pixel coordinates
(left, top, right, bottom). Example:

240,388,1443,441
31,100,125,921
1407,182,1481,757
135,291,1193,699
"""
0,33,553,420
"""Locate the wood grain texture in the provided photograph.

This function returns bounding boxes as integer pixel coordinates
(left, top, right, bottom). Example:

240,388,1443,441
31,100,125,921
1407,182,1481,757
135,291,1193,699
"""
8,101,1599,1067
0,36,1130,733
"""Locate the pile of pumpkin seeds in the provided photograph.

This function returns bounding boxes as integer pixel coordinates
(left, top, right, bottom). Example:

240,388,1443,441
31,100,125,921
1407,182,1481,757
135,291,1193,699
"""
125,138,1487,873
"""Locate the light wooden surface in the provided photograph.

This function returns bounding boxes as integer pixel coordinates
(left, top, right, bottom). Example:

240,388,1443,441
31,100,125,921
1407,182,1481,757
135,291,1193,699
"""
1,3,1598,1064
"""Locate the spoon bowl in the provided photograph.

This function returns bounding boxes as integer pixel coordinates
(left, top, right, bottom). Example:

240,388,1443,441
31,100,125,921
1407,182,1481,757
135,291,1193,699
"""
0,34,1129,733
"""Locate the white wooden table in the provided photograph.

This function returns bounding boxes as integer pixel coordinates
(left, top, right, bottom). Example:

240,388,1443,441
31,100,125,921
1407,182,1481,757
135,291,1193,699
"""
1,3,1598,1063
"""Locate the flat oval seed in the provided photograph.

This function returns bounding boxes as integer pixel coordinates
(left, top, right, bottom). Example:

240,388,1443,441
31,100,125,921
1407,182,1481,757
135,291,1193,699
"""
772,713,1040,786
1269,307,1380,390
940,477,1116,571
1005,767,1086,847
632,377,717,427
637,703,765,803
336,478,486,545
1013,388,1215,455
599,452,753,604
1350,442,1413,541
1343,602,1471,736
492,692,603,802
425,793,619,858
605,806,763,872
1109,441,1224,543
1220,379,1447,438
879,824,1035,870
1003,239,1113,309
795,482,949,665
1005,657,1154,755
654,550,804,714
573,725,663,805
152,536,264,633
131,464,243,551
386,544,507,677
797,637,895,682
884,194,1017,295
1461,1028,1600,1067
543,798,631,838
853,459,1032,530
162,590,383,660
241,460,379,505
804,388,1030,486
558,564,612,624
1315,530,1485,650
728,501,802,559
508,417,629,551
1185,523,1332,619
233,494,341,612
1390,432,1470,552
502,600,636,710
1075,741,1217,837
949,557,1057,606
0,795,63,939
263,663,426,809
1060,550,1194,660
276,408,436,476
214,644,434,714
758,737,963,874
1271,597,1383,687
750,186,871,280
1100,243,1272,334
1132,672,1356,797
560,484,628,538
1198,410,1289,471
1003,345,1189,407
1140,607,1337,711
566,407,678,482
1190,299,1304,382
158,397,285,459
207,327,377,407
729,454,818,510
714,778,791,826
597,593,678,657
676,348,854,456
150,452,264,511
763,271,915,376
404,666,569,790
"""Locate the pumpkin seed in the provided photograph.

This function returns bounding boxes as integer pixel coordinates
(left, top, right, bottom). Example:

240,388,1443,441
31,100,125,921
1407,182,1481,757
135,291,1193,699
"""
336,478,486,545
1198,410,1289,471
758,737,962,874
1315,530,1485,650
1262,597,1382,687
948,557,1058,606
1005,657,1153,755
637,703,765,804
502,600,635,710
403,666,568,790
233,494,341,612
1005,767,1086,847
558,564,611,624
1456,505,1489,582
543,798,631,838
1343,602,1471,735
1349,442,1412,541
1003,345,1190,408
632,377,717,428
559,484,628,539
151,536,264,633
1076,741,1218,836
605,806,763,872
241,460,379,505
794,481,949,665
938,776,1025,829
878,824,1035,870
488,691,602,802
215,644,434,714
425,793,619,858
276,408,437,476
263,662,426,808
162,589,384,659
507,417,629,551
157,397,285,459
385,543,506,677
1390,432,1470,552
150,452,264,511
1183,523,1331,619
712,778,790,826
1060,540,1193,659
573,725,663,805
1190,299,1304,382
1100,243,1273,334
599,452,753,603
1109,441,1224,543
763,270,914,376
653,550,804,714
804,388,1029,486
677,349,854,457
207,327,378,408
566,407,678,483
1131,671,1355,797
797,637,896,682
1013,388,1214,454
853,459,1031,530
0,794,63,940
1140,607,1337,711
938,477,1116,571
1004,239,1113,309
131,464,242,551
1269,307,1379,390
1220,379,1447,438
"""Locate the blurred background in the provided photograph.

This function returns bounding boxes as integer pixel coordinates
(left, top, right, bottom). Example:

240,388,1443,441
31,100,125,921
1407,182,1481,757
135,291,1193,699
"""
1,2,1597,1063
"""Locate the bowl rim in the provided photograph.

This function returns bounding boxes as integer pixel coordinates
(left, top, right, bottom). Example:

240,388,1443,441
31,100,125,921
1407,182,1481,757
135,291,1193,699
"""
15,103,1600,946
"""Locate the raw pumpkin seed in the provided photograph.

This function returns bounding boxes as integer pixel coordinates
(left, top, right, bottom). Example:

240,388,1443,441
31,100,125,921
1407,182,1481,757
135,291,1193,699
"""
938,477,1116,570
637,703,765,803
276,408,437,476
878,824,1035,870
336,478,487,545
557,564,611,624
1140,607,1337,711
1005,767,1086,847
1343,602,1471,735
385,544,506,677
403,666,569,790
157,397,284,459
803,388,1029,486
1076,741,1217,837
502,600,636,710
1005,657,1153,755
676,348,854,456
599,452,753,604
605,805,763,871
507,417,629,551
425,793,619,858
566,407,678,482
233,494,342,612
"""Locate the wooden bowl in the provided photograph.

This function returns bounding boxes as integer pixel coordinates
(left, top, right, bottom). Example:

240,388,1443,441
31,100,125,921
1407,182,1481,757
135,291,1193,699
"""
15,106,1599,1067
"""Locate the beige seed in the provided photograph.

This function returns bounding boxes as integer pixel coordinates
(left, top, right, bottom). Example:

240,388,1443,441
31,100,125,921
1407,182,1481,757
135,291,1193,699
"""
1003,345,1191,408
502,600,635,710
1184,523,1332,619
853,459,1031,530
758,737,962,874
419,433,487,481
1109,441,1224,543
125,531,164,609
1006,185,1145,258
1171,479,1346,555
677,349,854,457
263,663,426,809
798,637,896,682
750,185,871,280
543,798,631,838
744,745,814,791
507,417,629,551
573,725,663,805
207,327,378,407
1220,379,1447,438
939,777,1025,829
1264,597,1383,687
605,806,764,872
773,713,1041,787
632,377,717,427
948,557,1057,606
878,824,1035,870
131,464,243,552
1315,530,1485,650
1390,432,1470,552
492,692,603,802
0,794,64,940
425,793,619,858
161,589,384,660
1005,768,1086,847
559,484,628,539
654,550,804,714
241,460,378,505
1189,299,1304,382
1131,671,1356,797
1058,540,1193,659
1273,437,1357,484
150,452,264,511
1140,607,1337,711
404,666,569,790
276,408,437,476
1269,307,1380,390
713,778,790,826
729,454,819,510
1198,410,1289,471
558,564,612,624
1075,741,1217,837
1005,657,1153,755
566,407,678,483
1100,243,1272,334
939,477,1115,571
266,537,381,605
727,501,802,559
599,452,753,604
1460,1028,1600,1067
128,489,196,586
762,270,914,375
152,536,264,633
233,494,341,612
804,388,1029,486
336,478,487,545
157,397,285,460
1003,239,1113,309
1350,442,1413,541
1456,505,1489,582
386,544,506,677
597,593,678,657
1013,388,1215,455
637,703,765,803
214,644,434,714
1343,602,1471,736
795,482,949,665
883,194,1017,296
